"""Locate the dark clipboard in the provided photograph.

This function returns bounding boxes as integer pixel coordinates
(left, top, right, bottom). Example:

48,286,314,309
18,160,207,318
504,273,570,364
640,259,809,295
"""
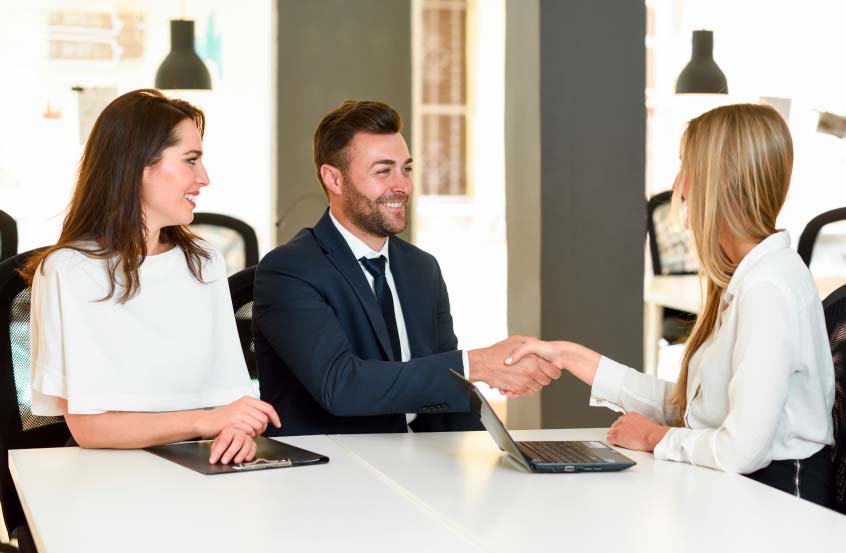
146,436,330,475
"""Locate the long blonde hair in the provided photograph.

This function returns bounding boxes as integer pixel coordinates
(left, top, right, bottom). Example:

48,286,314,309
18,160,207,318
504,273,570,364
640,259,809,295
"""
672,104,793,416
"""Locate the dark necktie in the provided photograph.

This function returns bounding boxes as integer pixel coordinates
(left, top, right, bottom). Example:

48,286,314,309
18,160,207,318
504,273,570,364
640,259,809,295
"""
360,256,402,361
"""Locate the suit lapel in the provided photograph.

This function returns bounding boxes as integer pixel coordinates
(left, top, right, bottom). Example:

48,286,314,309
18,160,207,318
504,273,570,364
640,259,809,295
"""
313,211,395,360
389,239,424,357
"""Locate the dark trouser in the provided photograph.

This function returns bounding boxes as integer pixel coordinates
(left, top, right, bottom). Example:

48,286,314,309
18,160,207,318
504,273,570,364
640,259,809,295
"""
745,445,833,509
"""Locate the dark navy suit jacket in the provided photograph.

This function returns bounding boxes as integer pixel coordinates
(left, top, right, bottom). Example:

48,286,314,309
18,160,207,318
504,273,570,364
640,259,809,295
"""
254,211,482,436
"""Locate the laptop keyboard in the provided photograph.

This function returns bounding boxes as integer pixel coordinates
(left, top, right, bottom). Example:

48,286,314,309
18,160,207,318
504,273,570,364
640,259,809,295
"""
520,441,607,464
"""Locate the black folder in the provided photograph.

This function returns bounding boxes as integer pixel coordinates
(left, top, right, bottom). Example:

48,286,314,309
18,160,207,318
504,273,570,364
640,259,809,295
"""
146,436,329,475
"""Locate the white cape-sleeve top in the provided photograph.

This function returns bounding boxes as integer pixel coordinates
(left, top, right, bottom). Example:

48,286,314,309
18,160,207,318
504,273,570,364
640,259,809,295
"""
29,244,255,415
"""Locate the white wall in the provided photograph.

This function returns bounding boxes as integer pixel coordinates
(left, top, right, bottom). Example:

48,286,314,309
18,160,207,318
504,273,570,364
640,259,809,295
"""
647,0,846,250
0,0,275,255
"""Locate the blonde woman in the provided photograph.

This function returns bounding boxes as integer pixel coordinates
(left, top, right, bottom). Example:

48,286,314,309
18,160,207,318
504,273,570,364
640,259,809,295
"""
507,104,834,507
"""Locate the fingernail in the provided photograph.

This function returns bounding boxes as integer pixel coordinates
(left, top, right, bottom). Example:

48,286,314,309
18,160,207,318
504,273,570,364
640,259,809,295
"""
505,357,512,364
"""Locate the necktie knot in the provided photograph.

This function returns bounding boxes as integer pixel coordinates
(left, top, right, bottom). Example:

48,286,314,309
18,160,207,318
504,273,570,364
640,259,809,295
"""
360,256,387,278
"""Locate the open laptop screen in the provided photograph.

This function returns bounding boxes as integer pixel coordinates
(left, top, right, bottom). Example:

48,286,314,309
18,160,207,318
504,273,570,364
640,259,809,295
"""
448,369,531,470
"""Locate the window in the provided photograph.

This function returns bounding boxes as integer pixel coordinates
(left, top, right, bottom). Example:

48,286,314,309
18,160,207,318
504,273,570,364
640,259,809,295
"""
416,0,468,196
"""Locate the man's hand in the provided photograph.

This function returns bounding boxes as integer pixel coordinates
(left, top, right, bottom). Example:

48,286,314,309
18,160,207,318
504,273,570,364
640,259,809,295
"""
606,412,670,452
468,336,561,396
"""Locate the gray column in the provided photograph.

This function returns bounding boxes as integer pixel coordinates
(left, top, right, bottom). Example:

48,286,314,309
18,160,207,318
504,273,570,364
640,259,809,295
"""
506,0,646,428
504,0,542,430
276,1,412,245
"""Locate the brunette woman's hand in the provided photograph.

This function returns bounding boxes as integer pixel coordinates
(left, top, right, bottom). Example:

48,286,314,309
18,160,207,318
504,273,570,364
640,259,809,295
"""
606,412,670,452
209,427,257,464
196,396,281,439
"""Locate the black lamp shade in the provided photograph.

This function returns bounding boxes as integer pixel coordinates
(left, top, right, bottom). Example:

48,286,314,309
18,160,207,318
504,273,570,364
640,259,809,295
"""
675,30,727,94
155,20,212,90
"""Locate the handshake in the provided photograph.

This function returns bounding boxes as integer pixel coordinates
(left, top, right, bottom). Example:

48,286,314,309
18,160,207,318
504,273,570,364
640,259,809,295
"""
467,335,564,397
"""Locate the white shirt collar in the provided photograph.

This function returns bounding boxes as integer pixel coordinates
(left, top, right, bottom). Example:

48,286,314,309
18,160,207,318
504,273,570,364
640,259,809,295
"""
328,209,390,262
724,230,791,298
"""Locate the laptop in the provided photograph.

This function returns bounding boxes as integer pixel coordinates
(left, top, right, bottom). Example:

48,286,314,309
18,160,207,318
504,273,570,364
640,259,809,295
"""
448,369,636,473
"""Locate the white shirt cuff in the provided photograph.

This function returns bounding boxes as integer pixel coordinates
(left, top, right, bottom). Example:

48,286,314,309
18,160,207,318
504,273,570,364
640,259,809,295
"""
461,350,470,380
588,356,627,414
652,427,677,461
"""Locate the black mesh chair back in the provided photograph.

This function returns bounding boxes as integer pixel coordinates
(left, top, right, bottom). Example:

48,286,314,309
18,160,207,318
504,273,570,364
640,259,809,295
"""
228,265,257,384
0,249,70,537
190,213,259,275
0,210,17,263
646,191,697,343
646,191,697,276
798,207,846,268
824,284,846,514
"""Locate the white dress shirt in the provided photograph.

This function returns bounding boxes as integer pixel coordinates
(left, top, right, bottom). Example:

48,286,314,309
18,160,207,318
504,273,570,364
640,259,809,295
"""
329,212,469,428
591,231,834,473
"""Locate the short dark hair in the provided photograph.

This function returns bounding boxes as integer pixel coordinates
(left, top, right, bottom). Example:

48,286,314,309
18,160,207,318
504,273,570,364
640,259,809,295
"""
312,100,402,195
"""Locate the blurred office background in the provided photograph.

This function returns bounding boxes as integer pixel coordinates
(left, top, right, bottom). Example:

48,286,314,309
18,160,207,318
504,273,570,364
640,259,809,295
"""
1,0,845,429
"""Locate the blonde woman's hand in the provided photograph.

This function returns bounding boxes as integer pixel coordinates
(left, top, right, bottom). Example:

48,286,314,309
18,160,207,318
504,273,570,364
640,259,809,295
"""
196,396,281,439
606,413,670,452
209,427,257,464
505,338,567,369
505,340,601,387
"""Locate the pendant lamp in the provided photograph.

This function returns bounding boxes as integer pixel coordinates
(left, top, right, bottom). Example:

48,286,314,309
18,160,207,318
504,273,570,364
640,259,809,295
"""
155,20,212,90
675,30,727,94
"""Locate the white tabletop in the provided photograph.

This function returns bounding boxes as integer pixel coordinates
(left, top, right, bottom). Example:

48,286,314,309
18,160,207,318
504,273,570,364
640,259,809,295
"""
11,430,846,552
331,428,846,552
8,435,482,553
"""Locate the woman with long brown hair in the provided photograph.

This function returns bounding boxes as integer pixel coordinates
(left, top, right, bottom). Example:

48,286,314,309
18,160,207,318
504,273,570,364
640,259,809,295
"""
507,104,834,506
23,89,280,464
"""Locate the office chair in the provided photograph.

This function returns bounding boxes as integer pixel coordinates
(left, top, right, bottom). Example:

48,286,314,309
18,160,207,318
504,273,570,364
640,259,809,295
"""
797,207,846,268
0,249,70,549
190,213,259,275
0,210,17,263
646,191,697,343
228,265,258,385
824,283,846,514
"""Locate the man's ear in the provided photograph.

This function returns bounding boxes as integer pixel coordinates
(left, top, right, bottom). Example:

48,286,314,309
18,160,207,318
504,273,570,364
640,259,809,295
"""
320,164,343,196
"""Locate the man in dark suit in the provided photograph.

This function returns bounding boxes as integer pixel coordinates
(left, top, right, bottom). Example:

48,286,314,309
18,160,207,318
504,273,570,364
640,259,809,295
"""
255,100,558,436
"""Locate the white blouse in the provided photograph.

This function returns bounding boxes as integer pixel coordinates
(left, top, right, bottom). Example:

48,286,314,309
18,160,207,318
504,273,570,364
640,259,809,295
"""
591,231,834,473
30,244,255,415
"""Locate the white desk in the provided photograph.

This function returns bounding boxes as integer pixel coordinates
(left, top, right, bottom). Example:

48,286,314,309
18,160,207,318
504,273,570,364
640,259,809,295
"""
8,435,481,553
11,430,846,552
644,275,845,375
332,429,846,552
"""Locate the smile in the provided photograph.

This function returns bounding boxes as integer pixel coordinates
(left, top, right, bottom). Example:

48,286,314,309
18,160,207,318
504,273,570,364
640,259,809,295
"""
381,202,404,209
185,194,198,202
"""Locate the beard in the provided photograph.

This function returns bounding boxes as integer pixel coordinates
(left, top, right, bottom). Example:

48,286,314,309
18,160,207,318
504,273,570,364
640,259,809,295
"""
341,174,409,237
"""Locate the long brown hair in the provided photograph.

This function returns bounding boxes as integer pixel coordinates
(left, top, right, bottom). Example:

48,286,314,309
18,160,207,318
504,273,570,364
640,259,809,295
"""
21,89,211,302
672,104,793,416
